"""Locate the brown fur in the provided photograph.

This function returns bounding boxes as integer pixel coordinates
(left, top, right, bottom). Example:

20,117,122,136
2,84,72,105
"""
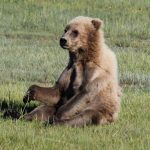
23,16,121,126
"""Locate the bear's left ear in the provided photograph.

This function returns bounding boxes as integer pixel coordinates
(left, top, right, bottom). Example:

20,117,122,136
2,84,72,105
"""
91,18,103,30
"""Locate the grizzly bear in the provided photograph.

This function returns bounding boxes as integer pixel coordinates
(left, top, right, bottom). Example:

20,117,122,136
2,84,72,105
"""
23,16,121,126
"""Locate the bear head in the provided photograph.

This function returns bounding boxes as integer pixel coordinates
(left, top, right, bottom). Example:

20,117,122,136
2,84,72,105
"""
60,16,103,53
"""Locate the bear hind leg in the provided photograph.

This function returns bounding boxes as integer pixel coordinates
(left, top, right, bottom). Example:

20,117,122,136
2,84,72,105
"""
23,105,55,122
56,109,101,127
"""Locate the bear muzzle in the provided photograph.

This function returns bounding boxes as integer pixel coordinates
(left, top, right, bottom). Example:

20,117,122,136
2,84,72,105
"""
60,37,68,49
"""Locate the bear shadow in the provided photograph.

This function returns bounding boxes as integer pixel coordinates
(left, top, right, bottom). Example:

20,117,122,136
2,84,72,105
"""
0,99,37,120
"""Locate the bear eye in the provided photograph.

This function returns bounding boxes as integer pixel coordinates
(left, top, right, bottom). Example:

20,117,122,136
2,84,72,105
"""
64,29,67,33
72,30,79,37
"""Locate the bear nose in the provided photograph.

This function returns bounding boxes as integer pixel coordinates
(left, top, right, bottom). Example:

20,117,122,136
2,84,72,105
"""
60,38,67,47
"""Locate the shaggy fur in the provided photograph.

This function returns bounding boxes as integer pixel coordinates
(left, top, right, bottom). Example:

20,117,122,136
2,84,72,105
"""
23,16,121,127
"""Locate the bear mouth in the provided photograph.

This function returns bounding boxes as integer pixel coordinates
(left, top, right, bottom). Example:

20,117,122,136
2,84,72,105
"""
60,44,69,49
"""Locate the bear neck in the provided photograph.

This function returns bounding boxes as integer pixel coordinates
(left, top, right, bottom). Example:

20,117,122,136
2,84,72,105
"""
86,30,103,64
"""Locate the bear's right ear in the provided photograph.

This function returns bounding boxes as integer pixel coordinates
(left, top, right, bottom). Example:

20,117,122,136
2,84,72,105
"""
91,18,103,30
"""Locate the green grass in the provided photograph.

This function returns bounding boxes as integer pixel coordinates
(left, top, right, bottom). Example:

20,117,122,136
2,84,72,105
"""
0,0,150,149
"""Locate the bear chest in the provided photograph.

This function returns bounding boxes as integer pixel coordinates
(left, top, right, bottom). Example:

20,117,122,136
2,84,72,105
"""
64,62,84,101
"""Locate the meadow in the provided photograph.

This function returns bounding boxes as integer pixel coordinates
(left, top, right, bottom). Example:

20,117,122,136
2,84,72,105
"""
0,0,150,149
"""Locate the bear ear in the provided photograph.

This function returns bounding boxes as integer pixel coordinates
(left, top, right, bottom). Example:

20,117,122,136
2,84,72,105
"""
91,18,103,30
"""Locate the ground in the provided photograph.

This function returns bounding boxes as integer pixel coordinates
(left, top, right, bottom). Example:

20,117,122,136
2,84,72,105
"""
0,0,150,150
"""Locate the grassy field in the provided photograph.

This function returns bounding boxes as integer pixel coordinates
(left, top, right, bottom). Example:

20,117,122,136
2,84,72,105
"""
0,0,150,149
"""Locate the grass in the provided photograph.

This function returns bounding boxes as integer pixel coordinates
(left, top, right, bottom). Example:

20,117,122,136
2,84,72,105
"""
0,0,150,149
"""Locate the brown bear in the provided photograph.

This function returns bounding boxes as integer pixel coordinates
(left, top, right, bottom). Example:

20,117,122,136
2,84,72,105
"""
23,16,121,127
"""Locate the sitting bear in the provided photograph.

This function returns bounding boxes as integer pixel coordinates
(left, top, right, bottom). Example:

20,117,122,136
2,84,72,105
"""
23,16,121,127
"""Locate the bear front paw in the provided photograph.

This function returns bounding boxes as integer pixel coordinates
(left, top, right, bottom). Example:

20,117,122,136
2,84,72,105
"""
23,85,37,103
